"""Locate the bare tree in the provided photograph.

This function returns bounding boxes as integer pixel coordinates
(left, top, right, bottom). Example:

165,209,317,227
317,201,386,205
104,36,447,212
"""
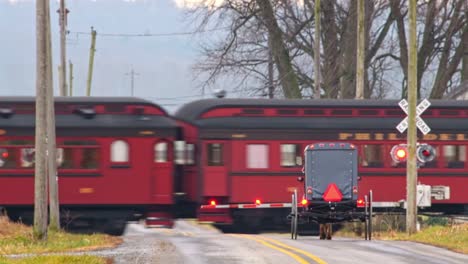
184,0,467,100
256,0,301,98
390,0,467,98
34,0,48,240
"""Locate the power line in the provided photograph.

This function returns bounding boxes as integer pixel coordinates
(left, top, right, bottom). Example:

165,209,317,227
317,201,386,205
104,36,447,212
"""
68,27,228,38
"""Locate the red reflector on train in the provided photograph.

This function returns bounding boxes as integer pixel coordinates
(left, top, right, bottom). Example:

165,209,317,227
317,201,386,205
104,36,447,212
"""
323,183,342,202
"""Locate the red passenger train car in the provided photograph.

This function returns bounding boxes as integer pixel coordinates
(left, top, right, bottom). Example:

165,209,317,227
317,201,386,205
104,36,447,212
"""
175,98,467,228
0,97,182,234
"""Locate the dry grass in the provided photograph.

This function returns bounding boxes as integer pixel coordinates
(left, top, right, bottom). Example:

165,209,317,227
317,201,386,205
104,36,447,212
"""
376,223,468,254
335,220,468,254
0,216,122,263
0,255,111,264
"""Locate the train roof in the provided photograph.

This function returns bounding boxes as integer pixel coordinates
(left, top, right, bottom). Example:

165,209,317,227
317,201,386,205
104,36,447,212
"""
0,96,170,116
0,96,154,104
174,98,468,121
0,96,179,130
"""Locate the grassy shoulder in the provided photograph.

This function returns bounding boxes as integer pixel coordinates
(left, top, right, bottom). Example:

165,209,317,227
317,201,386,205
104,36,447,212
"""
0,216,122,263
335,220,468,254
0,255,109,264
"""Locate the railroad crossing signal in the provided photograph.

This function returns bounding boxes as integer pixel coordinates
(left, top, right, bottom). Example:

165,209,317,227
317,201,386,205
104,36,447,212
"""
396,99,431,135
390,143,436,165
416,143,436,163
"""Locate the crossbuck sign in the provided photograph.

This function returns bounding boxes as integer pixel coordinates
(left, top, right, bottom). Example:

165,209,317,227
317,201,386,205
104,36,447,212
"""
396,98,431,135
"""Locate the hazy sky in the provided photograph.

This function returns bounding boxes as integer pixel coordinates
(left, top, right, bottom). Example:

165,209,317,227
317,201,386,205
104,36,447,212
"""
0,0,222,112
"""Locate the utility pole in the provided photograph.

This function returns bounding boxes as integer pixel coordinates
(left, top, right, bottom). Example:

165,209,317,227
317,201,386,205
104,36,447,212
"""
34,0,48,240
86,27,97,96
125,68,139,96
407,0,418,235
46,0,59,231
314,0,321,99
267,34,274,98
69,60,73,96
58,0,69,96
355,0,365,99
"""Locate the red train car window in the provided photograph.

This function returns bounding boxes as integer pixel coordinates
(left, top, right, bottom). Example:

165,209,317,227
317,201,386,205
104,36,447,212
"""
280,144,302,167
246,144,269,169
155,142,168,163
186,144,195,165
360,145,384,168
207,143,223,166
111,140,129,163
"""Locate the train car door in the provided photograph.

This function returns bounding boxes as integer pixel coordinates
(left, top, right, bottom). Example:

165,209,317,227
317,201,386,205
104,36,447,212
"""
203,140,229,197
151,140,173,204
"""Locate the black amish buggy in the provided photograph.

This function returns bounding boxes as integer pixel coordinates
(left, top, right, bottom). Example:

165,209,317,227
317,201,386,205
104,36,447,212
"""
290,142,373,240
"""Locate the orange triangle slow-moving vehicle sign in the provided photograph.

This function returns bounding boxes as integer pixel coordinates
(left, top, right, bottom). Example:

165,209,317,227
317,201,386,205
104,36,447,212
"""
323,183,343,202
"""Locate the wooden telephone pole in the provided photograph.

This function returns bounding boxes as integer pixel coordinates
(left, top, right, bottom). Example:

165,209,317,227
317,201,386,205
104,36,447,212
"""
34,0,48,240
69,60,73,96
407,0,418,235
356,0,365,99
86,27,97,96
126,68,139,96
314,0,321,99
46,0,59,231
58,0,68,96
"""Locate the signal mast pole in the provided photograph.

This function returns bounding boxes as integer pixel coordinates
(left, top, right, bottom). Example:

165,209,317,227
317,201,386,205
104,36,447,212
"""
407,0,418,235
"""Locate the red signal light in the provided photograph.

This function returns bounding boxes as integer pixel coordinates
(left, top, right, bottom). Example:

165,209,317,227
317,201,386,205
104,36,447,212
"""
323,183,343,202
396,149,407,159
391,144,408,163
255,199,261,205
209,200,216,206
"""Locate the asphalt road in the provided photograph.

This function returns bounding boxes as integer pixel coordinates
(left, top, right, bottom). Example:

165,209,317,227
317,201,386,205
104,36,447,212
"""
92,220,468,264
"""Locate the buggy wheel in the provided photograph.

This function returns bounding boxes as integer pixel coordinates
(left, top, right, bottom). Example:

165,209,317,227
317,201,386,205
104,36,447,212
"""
364,194,369,240
290,190,298,240
367,190,373,241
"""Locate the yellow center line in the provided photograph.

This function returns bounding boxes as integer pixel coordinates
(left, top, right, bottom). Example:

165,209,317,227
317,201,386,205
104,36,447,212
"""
260,236,328,264
233,234,310,264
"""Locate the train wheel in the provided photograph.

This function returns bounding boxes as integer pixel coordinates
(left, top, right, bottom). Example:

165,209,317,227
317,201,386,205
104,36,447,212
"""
291,190,298,240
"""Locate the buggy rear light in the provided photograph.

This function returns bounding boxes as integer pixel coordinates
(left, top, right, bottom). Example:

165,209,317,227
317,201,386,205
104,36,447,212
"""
357,199,365,207
255,199,261,205
329,143,335,147
301,199,308,206
353,186,358,194
1,151,8,158
350,144,355,149
209,200,216,206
